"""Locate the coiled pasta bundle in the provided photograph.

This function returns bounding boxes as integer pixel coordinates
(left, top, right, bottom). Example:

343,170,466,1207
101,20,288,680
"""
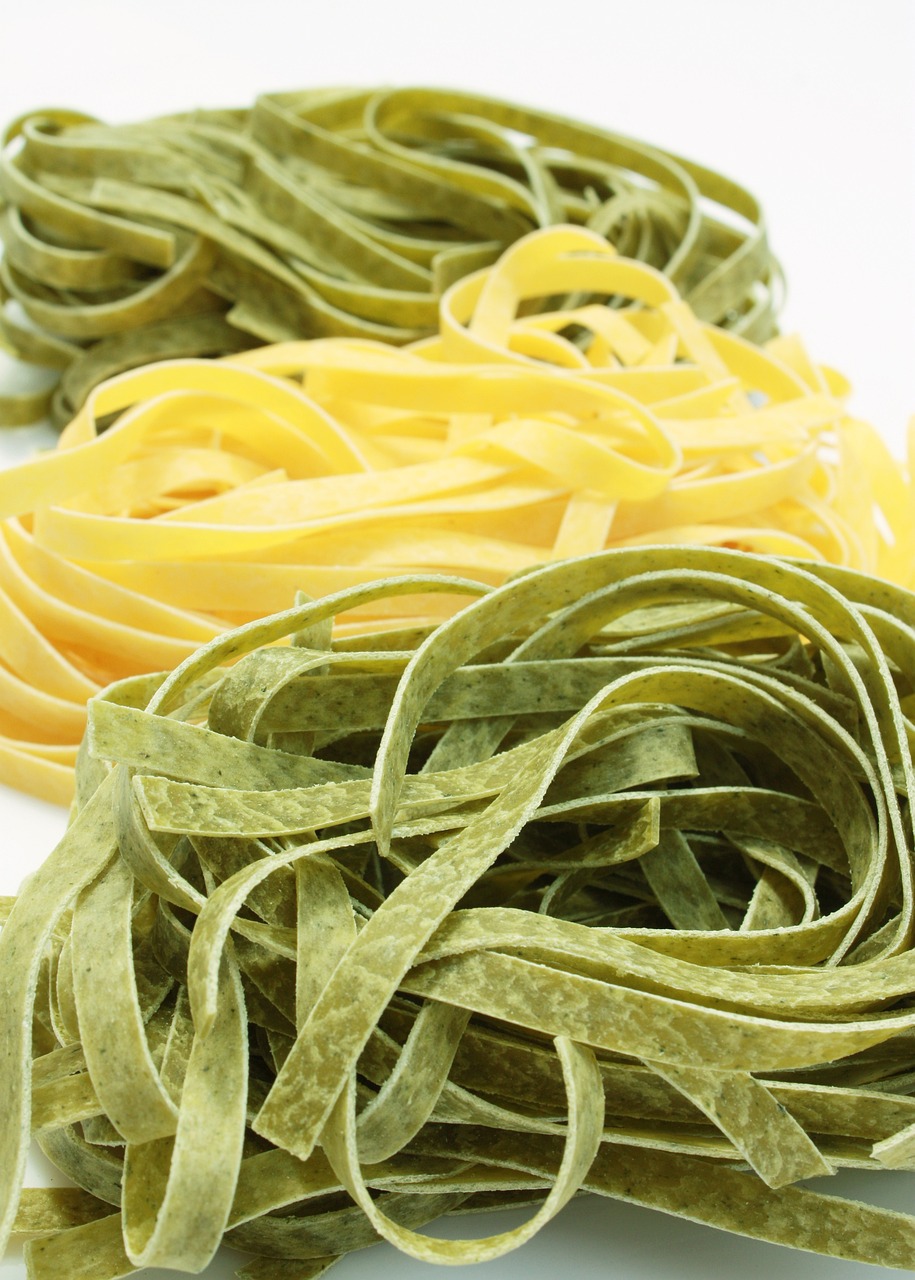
7,547,915,1276
0,227,906,804
0,86,781,425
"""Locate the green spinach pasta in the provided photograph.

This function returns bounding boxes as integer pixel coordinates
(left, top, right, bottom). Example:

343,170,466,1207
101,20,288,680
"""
0,86,781,425
6,546,915,1275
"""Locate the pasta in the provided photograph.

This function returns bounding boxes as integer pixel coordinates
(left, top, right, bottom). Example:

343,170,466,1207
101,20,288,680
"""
0,226,907,805
0,86,782,425
6,546,915,1276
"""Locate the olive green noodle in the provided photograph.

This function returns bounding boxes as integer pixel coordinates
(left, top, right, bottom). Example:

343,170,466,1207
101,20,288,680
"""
8,547,915,1275
0,88,781,426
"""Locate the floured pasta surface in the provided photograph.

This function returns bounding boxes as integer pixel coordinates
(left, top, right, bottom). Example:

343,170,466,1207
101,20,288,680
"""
7,547,915,1275
0,226,908,804
0,86,781,425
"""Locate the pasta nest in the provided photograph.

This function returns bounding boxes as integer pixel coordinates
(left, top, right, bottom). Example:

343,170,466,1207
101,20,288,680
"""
0,227,909,803
6,547,915,1275
0,85,781,426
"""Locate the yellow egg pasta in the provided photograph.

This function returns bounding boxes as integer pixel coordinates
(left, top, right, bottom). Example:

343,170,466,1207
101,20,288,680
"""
0,226,908,805
0,87,782,426
6,548,915,1276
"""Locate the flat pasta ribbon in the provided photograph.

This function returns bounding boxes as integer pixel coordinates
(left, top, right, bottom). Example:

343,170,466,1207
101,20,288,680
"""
7,547,915,1277
0,86,782,425
0,226,908,805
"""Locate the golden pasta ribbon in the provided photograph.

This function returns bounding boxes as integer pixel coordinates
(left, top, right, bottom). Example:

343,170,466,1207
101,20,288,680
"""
5,547,915,1276
0,226,907,805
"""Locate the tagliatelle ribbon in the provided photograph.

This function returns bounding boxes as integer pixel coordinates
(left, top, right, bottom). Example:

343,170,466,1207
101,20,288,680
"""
8,547,915,1276
0,86,782,426
0,225,908,806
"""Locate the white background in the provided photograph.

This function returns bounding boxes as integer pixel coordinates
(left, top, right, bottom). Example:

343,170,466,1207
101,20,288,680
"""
0,2,914,1277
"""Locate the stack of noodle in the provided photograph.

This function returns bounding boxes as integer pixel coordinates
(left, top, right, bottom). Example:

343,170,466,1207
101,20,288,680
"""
0,86,780,425
0,226,908,805
1,78,915,1280
6,548,915,1276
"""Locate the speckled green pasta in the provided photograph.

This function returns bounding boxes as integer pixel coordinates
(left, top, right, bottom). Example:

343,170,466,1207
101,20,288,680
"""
0,87,781,425
11,546,915,1275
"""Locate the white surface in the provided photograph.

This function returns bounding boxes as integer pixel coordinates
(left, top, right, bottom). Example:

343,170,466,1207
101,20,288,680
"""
0,2,914,1277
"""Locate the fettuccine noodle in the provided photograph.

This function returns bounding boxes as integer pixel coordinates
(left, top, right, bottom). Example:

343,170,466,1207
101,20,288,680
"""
0,86,781,425
7,547,915,1276
0,225,908,805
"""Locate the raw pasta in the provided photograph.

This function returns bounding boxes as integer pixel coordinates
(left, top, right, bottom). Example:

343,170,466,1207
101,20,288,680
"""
6,547,915,1277
0,226,907,804
0,86,781,425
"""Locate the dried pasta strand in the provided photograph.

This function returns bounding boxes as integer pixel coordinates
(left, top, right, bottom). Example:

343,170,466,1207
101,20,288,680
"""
0,226,905,805
8,547,915,1275
0,86,781,425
